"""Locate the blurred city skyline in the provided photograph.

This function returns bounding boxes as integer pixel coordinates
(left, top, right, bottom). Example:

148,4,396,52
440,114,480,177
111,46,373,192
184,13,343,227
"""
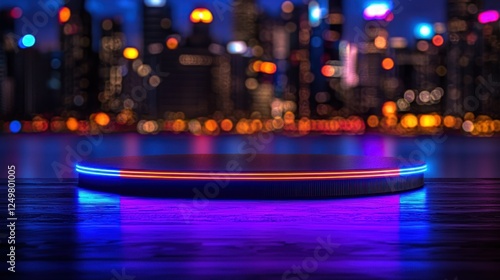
1,0,500,136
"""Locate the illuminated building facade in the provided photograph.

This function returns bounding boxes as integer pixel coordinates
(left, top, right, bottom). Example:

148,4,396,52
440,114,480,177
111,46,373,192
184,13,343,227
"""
478,10,500,118
156,8,216,118
99,18,125,113
0,8,16,118
233,0,259,47
446,0,483,116
59,0,99,116
142,0,173,117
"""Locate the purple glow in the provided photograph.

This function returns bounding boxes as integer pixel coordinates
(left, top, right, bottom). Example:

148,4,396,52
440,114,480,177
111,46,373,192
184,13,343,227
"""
363,3,391,20
478,10,500,24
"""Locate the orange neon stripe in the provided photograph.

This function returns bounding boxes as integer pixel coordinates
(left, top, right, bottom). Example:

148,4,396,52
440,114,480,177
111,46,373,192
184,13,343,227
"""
119,171,406,180
116,168,414,177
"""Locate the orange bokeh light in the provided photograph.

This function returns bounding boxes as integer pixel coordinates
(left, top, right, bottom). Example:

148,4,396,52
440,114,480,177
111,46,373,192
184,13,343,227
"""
260,62,277,74
66,117,78,131
166,37,179,49
381,58,394,70
220,119,233,132
94,112,110,126
382,101,397,116
59,7,71,23
321,65,335,77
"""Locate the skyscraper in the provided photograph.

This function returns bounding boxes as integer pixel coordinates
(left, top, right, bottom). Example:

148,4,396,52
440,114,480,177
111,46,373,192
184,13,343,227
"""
99,18,125,113
0,8,16,118
59,0,98,116
233,0,259,47
446,0,483,116
156,8,216,118
142,0,173,117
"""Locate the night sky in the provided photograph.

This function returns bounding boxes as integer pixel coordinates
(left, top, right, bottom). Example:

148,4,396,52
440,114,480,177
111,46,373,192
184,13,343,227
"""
1,0,500,52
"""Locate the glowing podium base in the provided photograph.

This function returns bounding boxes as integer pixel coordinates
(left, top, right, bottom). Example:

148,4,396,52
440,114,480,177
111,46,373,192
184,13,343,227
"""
76,154,426,198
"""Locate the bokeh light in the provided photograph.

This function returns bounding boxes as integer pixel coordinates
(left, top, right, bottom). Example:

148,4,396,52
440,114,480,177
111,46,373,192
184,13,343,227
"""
166,37,179,49
19,35,36,49
59,7,71,23
363,3,391,20
94,113,110,126
321,65,335,77
10,7,23,19
9,121,22,133
260,62,277,74
432,35,444,47
414,23,434,39
66,118,79,131
478,10,499,24
227,41,247,54
381,58,394,70
190,8,213,24
382,101,397,116
123,47,139,60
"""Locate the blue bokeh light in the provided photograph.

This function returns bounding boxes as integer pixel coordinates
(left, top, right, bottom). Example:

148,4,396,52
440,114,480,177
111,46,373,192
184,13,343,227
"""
308,1,321,27
19,34,36,49
414,23,434,39
144,0,166,7
9,120,22,133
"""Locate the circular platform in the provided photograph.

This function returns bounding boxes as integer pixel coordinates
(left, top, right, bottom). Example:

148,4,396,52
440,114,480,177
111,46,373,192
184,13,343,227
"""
76,154,426,198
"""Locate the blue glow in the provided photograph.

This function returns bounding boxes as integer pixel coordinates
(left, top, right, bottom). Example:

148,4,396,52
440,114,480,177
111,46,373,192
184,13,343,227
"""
400,165,427,176
311,36,323,48
309,1,321,27
76,164,121,173
144,0,166,7
19,34,36,49
414,23,434,39
76,164,121,177
9,120,22,133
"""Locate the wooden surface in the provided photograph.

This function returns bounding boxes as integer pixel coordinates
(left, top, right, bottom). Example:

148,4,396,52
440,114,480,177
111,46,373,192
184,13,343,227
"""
1,180,500,279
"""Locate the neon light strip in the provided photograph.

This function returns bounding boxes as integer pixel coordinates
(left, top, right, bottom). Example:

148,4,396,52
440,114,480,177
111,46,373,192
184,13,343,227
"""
76,164,426,176
76,164,426,180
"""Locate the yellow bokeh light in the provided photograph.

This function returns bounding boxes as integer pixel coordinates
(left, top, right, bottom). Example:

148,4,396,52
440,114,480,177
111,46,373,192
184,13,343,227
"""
94,112,110,126
190,8,213,23
419,114,436,128
66,117,78,131
401,114,418,128
374,36,387,49
123,47,139,60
